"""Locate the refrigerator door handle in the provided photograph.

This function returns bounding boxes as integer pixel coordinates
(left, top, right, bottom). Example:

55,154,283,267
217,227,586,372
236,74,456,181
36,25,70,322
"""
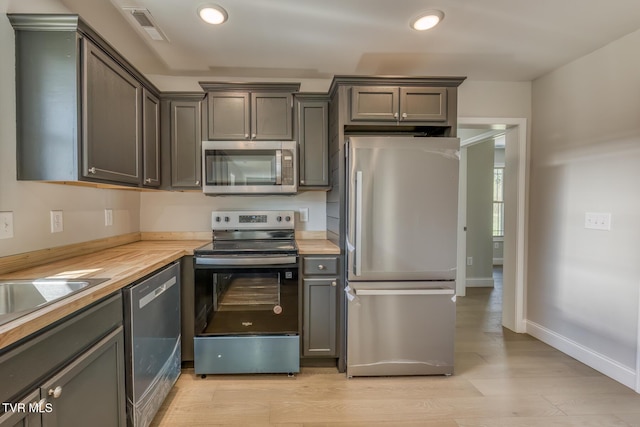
355,288,455,296
355,170,363,276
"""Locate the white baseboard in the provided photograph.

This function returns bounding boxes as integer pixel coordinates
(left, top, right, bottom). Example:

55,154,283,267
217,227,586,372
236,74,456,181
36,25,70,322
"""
466,277,494,287
526,320,637,391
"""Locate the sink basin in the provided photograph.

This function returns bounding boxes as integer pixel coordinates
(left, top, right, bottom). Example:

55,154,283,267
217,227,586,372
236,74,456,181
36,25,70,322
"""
0,278,109,326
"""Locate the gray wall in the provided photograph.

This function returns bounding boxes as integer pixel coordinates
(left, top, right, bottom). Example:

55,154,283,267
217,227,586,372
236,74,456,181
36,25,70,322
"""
529,27,640,382
466,139,495,283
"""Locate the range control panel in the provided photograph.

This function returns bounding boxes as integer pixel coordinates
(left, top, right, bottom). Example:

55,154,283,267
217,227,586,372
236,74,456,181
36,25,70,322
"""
211,210,295,230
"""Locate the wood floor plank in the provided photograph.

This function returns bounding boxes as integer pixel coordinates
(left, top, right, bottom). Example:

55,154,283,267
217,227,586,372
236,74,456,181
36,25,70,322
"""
456,415,631,426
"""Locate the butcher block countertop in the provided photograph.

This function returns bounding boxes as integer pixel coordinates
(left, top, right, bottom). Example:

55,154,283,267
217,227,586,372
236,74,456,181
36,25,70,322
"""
0,239,207,350
297,239,340,255
0,235,339,351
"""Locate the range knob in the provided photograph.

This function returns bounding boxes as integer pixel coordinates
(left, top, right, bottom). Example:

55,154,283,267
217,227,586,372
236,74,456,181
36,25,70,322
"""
276,216,282,222
285,216,291,222
224,216,230,222
215,216,221,223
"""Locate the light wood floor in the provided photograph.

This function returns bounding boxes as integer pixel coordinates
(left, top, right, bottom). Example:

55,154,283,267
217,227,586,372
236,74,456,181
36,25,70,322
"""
151,269,640,426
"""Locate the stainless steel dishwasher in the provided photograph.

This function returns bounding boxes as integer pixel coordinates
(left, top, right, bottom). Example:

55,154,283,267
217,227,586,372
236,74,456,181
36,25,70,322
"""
122,262,181,427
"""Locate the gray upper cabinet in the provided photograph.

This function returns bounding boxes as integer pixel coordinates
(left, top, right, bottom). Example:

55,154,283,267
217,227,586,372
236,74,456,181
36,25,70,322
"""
163,95,203,189
83,39,142,184
142,89,161,187
9,14,161,188
206,92,250,140
201,83,300,141
295,95,329,188
207,91,292,140
350,86,448,124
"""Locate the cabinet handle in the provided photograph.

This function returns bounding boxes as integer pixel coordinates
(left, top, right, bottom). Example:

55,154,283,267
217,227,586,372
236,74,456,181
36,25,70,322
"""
301,179,305,184
145,178,152,184
393,112,399,119
251,133,256,139
318,265,325,270
195,180,200,185
88,167,96,174
402,112,407,119
331,281,337,287
48,386,63,399
245,133,249,139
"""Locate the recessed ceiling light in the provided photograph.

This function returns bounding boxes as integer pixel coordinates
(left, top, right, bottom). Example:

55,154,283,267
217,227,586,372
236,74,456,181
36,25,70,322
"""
198,5,228,25
410,10,444,31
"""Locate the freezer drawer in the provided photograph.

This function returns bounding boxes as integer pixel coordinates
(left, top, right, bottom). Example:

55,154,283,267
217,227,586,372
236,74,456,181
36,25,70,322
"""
346,282,455,377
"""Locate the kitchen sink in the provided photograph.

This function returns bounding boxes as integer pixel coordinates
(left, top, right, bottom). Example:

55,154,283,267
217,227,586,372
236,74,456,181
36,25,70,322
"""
0,278,109,326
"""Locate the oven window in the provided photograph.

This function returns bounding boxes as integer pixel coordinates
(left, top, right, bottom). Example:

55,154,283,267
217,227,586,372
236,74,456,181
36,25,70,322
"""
205,149,277,186
196,268,298,336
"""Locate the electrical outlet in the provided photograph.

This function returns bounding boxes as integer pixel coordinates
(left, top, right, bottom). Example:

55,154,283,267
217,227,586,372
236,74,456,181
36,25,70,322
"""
585,212,611,231
105,209,113,226
299,207,309,223
466,256,473,266
0,211,14,239
50,210,64,233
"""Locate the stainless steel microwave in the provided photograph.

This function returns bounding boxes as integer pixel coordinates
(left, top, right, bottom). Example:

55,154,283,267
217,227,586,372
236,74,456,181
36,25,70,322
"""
202,140,297,195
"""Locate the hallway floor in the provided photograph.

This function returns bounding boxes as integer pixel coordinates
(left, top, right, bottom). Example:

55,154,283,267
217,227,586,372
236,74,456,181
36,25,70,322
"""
151,268,640,426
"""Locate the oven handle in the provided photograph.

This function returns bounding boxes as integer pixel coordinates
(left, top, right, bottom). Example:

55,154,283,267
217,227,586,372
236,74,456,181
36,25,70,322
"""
195,255,297,266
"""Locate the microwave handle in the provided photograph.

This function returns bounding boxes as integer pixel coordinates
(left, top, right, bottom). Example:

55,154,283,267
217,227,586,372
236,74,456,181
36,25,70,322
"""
275,150,282,184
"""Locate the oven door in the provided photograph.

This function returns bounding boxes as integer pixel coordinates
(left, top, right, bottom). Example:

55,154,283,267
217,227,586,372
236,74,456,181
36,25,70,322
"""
202,140,297,195
193,258,300,374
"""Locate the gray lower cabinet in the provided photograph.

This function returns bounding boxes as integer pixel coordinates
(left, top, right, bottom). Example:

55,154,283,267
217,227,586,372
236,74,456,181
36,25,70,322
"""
295,96,329,188
0,294,126,427
301,256,339,357
162,94,204,189
349,86,448,124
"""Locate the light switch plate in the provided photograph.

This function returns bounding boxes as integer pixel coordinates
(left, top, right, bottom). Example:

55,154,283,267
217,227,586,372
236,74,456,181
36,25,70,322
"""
0,211,14,239
50,210,64,233
105,209,113,227
585,212,611,231
299,207,309,223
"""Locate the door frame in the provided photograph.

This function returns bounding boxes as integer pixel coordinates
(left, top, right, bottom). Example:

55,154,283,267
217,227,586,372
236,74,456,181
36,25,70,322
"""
457,117,528,333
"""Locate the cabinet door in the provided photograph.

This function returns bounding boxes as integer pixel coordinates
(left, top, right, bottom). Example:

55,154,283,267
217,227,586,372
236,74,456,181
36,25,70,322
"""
399,87,447,122
296,99,328,187
142,89,161,187
82,39,142,184
303,278,337,357
0,390,42,427
40,328,125,427
207,92,250,140
350,86,399,121
251,92,293,140
171,100,202,188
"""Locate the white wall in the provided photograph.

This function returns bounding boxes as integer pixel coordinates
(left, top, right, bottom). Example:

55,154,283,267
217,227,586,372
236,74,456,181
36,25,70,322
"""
528,28,640,389
140,191,326,233
0,5,140,258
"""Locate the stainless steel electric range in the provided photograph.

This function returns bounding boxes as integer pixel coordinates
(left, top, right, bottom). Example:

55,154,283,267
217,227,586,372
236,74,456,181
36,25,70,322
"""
193,210,299,376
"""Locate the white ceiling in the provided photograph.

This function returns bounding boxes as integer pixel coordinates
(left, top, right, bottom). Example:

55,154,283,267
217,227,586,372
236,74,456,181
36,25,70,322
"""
14,0,638,88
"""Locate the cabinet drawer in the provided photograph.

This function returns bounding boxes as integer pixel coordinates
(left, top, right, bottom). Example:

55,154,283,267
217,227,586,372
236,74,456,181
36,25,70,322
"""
302,257,338,275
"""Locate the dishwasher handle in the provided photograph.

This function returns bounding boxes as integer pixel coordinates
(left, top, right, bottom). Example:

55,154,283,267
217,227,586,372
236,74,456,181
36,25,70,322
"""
355,288,455,296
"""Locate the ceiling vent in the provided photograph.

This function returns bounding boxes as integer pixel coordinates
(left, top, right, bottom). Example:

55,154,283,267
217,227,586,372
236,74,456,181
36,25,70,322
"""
122,7,169,42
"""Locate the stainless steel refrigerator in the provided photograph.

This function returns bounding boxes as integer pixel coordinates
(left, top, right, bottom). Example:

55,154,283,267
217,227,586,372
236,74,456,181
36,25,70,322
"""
345,136,459,377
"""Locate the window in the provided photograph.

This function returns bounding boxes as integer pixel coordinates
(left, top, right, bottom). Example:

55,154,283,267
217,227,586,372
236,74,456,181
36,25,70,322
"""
493,167,504,237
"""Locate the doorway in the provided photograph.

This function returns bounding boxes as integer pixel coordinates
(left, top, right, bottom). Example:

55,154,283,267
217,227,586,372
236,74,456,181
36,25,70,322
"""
457,118,527,333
